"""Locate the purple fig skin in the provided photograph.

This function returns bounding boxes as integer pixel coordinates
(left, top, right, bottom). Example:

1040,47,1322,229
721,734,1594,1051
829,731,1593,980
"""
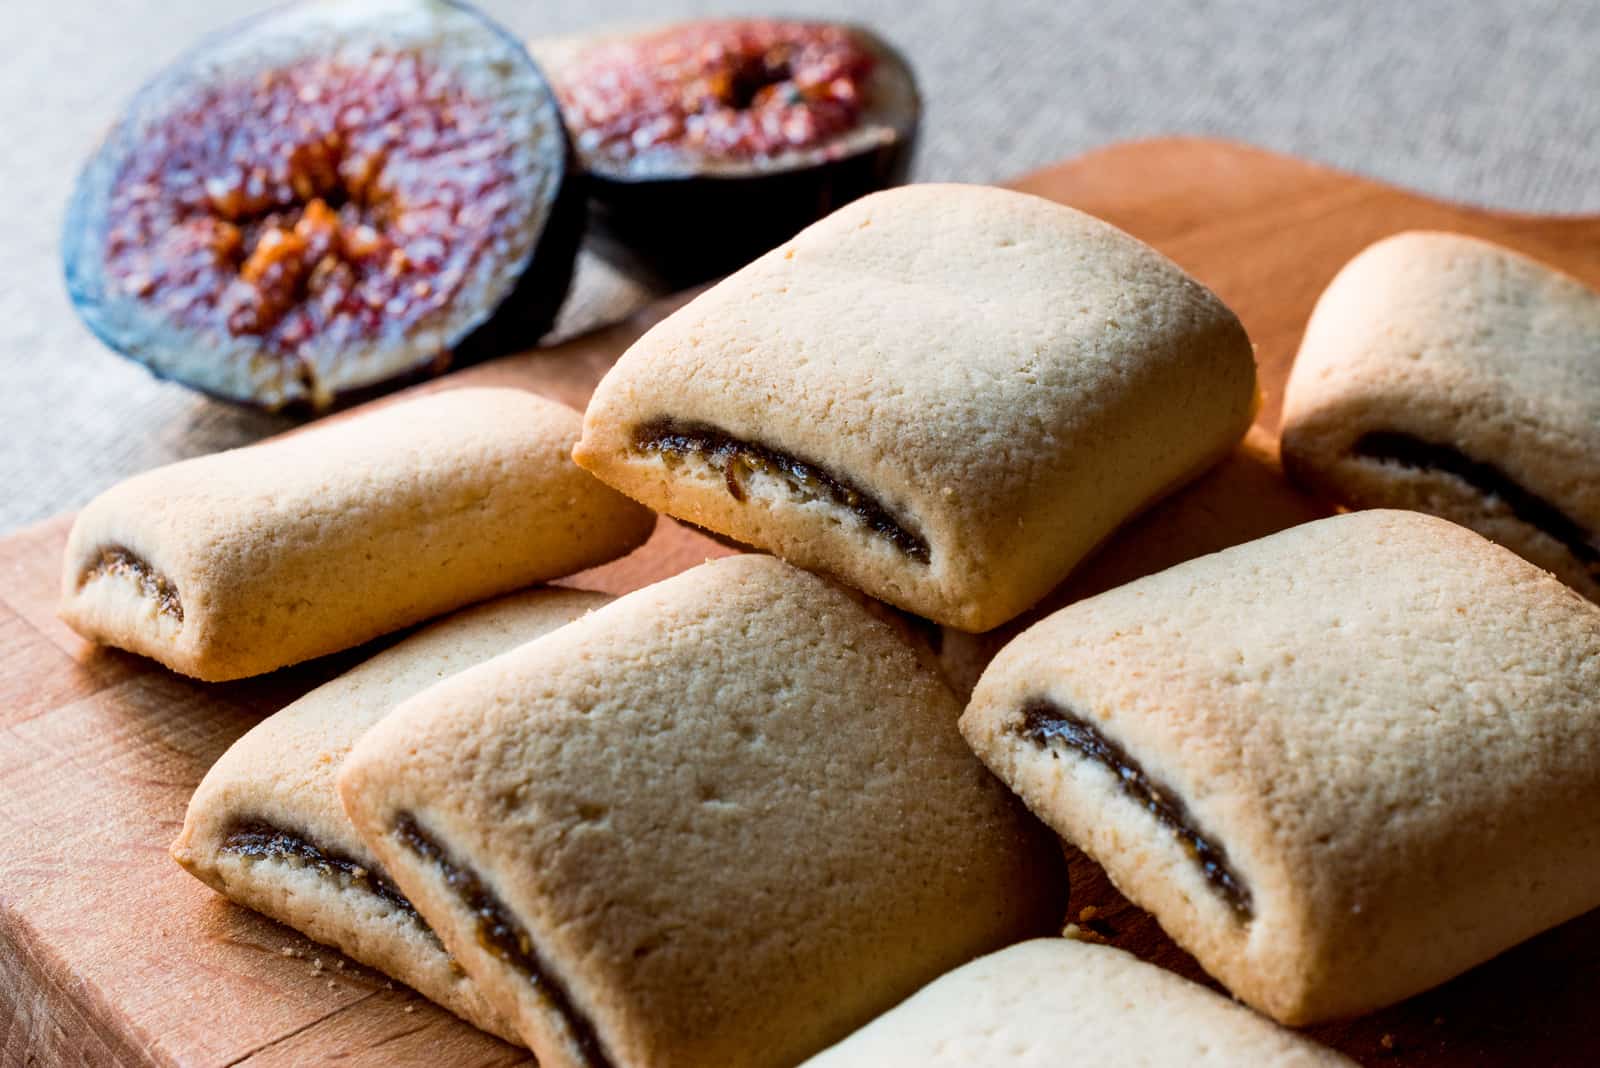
63,0,584,414
536,21,921,291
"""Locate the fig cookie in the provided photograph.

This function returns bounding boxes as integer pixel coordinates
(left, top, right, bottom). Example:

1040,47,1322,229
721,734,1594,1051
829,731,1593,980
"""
933,426,1331,702
59,388,654,681
172,587,609,1043
1282,231,1600,602
962,510,1600,1025
339,554,1068,1068
573,183,1257,632
801,939,1353,1067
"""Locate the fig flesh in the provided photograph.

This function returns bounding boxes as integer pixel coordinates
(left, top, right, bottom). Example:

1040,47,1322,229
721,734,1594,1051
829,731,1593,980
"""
537,19,920,288
64,0,582,411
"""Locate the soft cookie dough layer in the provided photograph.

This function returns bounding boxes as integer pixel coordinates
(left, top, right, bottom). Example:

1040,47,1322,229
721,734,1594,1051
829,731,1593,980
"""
1282,231,1600,601
339,554,1068,1068
60,387,654,680
962,510,1600,1025
172,587,610,1042
933,426,1331,701
801,938,1352,1067
574,184,1257,631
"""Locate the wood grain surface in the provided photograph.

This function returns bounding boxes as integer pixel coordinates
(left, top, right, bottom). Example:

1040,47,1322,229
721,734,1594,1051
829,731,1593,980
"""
3,138,1598,1067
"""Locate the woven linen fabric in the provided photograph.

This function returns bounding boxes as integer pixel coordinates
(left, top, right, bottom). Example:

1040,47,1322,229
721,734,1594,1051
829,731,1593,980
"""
1,0,1595,532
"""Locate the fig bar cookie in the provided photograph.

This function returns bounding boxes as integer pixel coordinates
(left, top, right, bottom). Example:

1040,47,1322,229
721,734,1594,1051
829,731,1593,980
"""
172,587,609,1043
339,555,1067,1068
573,184,1257,631
962,510,1600,1025
60,387,653,680
934,427,1331,701
801,939,1352,1066
1282,231,1600,601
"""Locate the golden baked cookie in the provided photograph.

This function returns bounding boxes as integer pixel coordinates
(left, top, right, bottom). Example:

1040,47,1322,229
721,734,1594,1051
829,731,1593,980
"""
573,184,1256,631
801,938,1352,1066
339,554,1068,1068
934,426,1330,701
171,586,609,1043
1282,231,1600,601
962,510,1600,1025
60,387,654,680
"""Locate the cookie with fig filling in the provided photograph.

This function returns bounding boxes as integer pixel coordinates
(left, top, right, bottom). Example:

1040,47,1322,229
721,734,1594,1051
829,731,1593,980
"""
172,587,609,1043
800,939,1353,1067
339,554,1068,1068
572,183,1257,632
59,387,654,680
961,510,1600,1025
1282,231,1600,602
933,426,1331,701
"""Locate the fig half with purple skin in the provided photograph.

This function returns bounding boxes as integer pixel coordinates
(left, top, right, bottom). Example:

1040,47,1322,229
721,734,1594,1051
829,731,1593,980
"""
535,18,920,289
63,0,582,412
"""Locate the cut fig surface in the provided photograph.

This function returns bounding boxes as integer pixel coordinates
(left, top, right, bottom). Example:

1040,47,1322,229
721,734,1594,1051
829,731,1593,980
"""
537,18,919,287
64,0,582,411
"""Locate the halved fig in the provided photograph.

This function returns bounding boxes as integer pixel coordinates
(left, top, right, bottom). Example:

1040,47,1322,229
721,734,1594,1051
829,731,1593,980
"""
536,18,920,288
64,0,582,412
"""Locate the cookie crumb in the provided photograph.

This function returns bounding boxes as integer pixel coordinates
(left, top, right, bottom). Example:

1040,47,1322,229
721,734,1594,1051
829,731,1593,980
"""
1077,906,1099,922
1061,922,1107,945
1380,1033,1395,1051
403,1005,415,1014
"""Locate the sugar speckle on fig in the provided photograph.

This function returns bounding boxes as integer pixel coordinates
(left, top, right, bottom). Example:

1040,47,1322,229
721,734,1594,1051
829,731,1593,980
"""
533,18,920,289
64,0,582,412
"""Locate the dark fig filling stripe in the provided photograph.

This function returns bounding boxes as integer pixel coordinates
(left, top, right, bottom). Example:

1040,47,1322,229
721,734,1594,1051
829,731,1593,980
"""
630,418,931,564
393,813,613,1068
1014,699,1252,920
85,545,184,620
222,820,420,922
1351,430,1600,581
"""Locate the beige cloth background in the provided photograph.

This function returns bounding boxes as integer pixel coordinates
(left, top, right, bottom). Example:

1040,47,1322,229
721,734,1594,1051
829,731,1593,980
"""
3,0,1596,533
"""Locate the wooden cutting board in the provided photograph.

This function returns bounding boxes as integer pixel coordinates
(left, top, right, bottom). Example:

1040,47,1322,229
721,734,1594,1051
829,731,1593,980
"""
3,138,1599,1067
